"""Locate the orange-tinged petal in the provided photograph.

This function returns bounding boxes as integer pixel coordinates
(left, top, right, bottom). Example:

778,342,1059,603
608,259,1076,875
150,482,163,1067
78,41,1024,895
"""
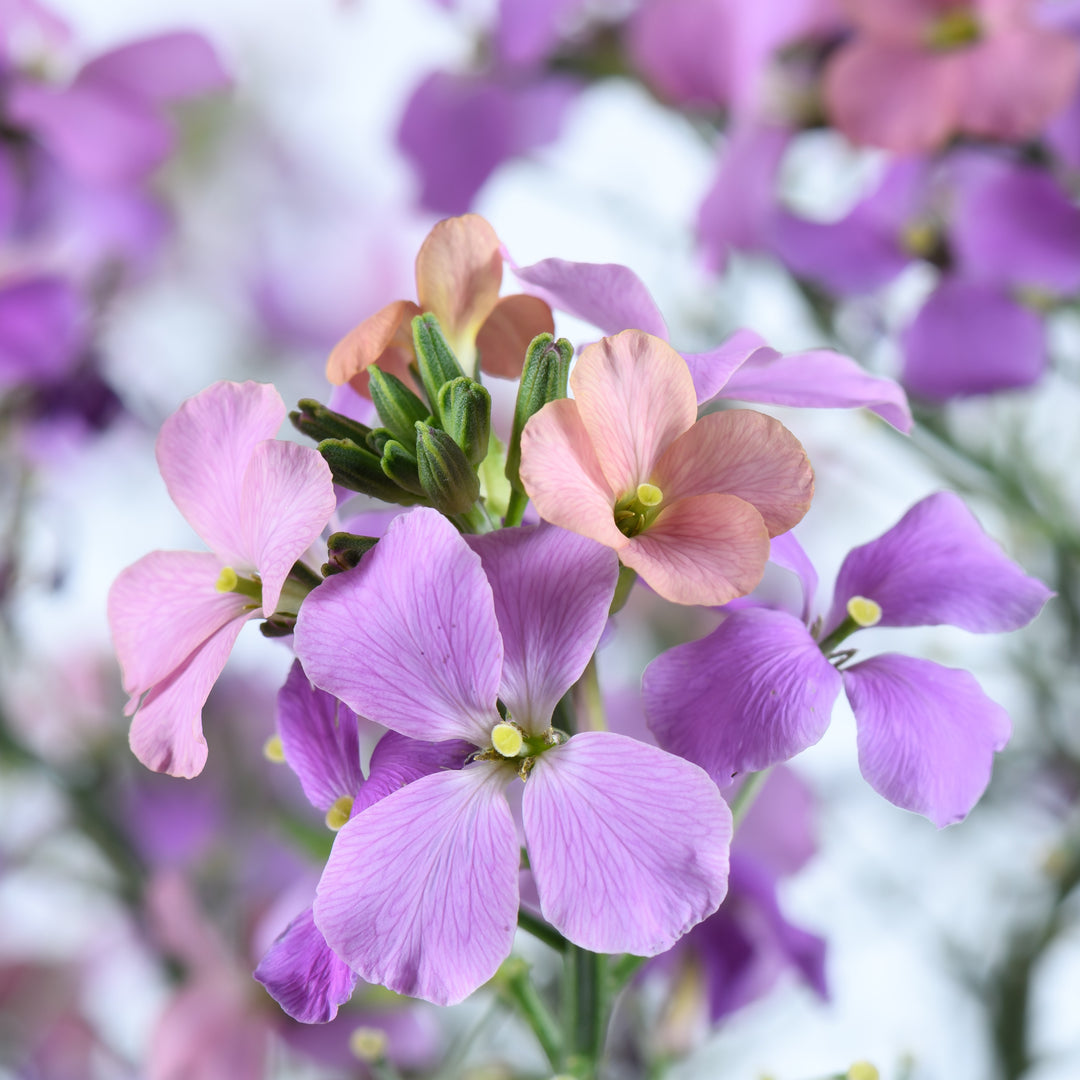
620,493,769,606
519,398,626,550
476,294,555,379
653,409,814,537
415,214,502,373
571,330,697,499
326,299,420,386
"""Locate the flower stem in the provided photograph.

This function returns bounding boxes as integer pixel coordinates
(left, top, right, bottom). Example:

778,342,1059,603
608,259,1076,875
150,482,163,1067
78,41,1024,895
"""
499,957,564,1070
730,768,770,830
576,655,606,732
564,944,607,1077
504,487,529,528
518,907,568,953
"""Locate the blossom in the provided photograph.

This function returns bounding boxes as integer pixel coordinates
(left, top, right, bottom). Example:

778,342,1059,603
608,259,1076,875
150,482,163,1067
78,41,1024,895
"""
326,214,554,393
108,381,336,778
519,329,814,606
294,508,731,1005
643,493,1053,825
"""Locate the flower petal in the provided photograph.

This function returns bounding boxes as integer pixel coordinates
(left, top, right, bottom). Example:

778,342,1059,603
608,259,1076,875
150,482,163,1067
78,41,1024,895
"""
475,294,555,379
654,410,814,537
294,508,502,746
355,731,473,815
0,276,87,388
524,731,731,955
844,654,1011,827
313,765,519,1005
325,299,419,387
468,525,618,733
768,532,818,624
643,608,840,783
682,329,768,404
254,906,357,1024
155,381,285,566
572,330,697,497
825,491,1053,634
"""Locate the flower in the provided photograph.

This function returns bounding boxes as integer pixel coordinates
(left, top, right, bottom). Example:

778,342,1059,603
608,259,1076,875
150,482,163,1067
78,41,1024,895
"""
108,381,336,778
519,329,814,606
326,214,554,393
643,492,1053,825
293,508,732,1005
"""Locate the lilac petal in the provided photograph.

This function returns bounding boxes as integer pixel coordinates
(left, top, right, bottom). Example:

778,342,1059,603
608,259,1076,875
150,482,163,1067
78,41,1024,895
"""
295,508,502,747
843,654,1011,827
495,0,585,66
524,731,731,955
354,731,473,816
467,525,618,733
768,532,818,624
0,276,86,389
314,765,519,1006
682,329,767,404
76,31,230,104
156,381,286,567
715,346,912,433
733,768,818,877
254,906,357,1024
643,608,841,784
902,280,1045,399
276,661,363,813
825,491,1052,634
512,257,669,339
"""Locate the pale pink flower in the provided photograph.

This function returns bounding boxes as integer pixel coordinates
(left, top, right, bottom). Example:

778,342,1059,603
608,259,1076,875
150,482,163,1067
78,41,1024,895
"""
519,330,813,606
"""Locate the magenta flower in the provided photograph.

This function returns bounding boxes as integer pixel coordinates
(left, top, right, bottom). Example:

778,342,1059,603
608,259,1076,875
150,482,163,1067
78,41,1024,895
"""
643,493,1052,826
108,381,336,778
519,329,814,606
294,508,732,1005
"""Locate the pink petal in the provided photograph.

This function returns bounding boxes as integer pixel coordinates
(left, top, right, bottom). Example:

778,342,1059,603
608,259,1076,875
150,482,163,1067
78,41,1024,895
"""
654,410,813,537
523,732,731,955
475,293,554,379
519,398,626,549
313,765,519,1005
620,493,770,606
155,381,285,566
238,439,336,615
325,299,419,388
571,330,697,497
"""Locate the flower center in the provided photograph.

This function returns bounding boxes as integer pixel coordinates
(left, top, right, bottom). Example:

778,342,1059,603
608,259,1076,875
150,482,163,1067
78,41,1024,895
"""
325,795,354,831
847,595,882,628
614,482,665,538
491,721,524,758
926,9,981,51
215,566,263,604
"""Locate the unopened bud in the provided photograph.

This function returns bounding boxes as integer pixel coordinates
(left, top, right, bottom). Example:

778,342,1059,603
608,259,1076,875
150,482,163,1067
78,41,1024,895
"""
290,399,372,446
413,313,466,412
380,438,425,496
367,364,430,444
438,376,491,466
317,438,422,506
322,532,378,576
415,421,480,516
506,333,573,489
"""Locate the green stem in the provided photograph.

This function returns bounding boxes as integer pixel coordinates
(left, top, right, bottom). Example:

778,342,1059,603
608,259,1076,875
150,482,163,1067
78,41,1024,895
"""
729,768,770,830
518,908,568,953
500,957,564,1071
610,952,648,990
564,944,607,1076
576,655,606,732
818,613,860,656
504,487,529,528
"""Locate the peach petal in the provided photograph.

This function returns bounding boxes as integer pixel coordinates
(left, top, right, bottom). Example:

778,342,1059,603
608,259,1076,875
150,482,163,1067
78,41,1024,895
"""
519,398,626,550
653,410,813,537
476,294,555,379
325,299,419,386
620,492,769,606
415,214,502,372
570,330,697,498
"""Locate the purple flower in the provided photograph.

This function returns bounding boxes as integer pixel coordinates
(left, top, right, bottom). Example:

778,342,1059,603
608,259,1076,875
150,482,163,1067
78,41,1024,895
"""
294,508,732,1005
643,492,1052,826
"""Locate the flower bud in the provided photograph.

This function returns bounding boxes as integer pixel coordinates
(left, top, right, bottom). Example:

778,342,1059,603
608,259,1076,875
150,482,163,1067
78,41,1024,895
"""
506,333,573,489
367,364,430,445
415,421,480,516
322,532,379,576
380,438,425,496
413,312,467,413
317,438,422,506
290,398,372,446
438,376,491,466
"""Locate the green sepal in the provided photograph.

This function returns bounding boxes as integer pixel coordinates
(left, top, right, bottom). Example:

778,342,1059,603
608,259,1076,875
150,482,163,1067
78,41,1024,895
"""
505,333,573,489
415,421,480,516
260,615,295,638
290,399,372,446
368,365,430,444
365,427,394,457
322,532,379,576
380,438,425,496
438,376,491,466
412,313,467,415
317,438,423,506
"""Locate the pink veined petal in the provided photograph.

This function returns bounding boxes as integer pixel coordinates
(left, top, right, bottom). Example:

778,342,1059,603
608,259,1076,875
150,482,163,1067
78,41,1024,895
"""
620,493,770,606
519,398,627,550
294,508,502,746
475,293,554,379
682,329,769,405
841,0,949,39
468,525,618,733
843,654,1012,827
325,298,419,387
768,532,819,624
653,410,813,538
238,439,336,616
108,550,251,702
571,330,697,497
354,732,473,816
524,731,732,955
155,381,286,567
643,608,841,784
128,613,249,778
313,765,519,1006
415,214,503,372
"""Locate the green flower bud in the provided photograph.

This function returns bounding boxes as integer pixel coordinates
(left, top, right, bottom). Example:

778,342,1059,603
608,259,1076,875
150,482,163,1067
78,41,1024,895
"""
367,365,430,445
380,438,425,496
438,376,491,466
412,313,467,414
506,333,573,489
415,421,480,516
290,399,372,446
317,438,422,506
322,532,379,576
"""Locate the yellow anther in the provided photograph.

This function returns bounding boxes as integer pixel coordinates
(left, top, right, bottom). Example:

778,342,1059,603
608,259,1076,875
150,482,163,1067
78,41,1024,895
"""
348,1027,388,1063
847,1063,880,1080
215,566,239,592
325,795,354,831
491,721,524,758
847,595,882,628
636,482,663,508
926,9,980,50
901,220,937,258
262,734,285,763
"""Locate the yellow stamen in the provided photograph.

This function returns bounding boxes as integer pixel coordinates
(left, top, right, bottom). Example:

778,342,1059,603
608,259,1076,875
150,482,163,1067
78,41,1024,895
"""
901,220,937,259
325,795,354,831
215,566,239,592
847,595,882,628
926,9,980,51
348,1027,388,1063
491,721,524,758
262,734,285,763
636,482,663,507
847,1063,880,1080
